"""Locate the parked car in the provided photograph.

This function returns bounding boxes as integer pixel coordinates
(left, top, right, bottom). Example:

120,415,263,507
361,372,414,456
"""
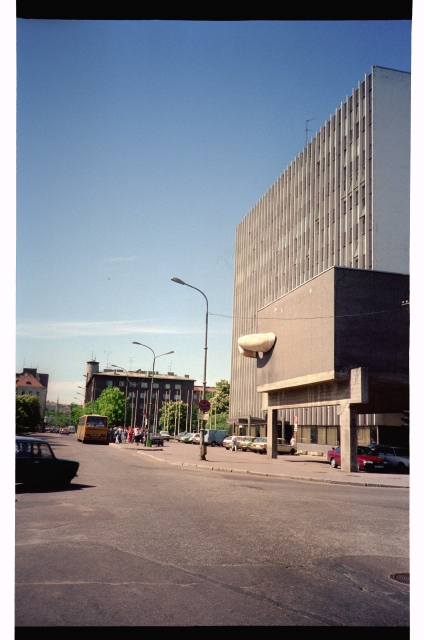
250,437,268,454
59,428,69,435
368,445,409,473
224,436,244,450
175,432,191,442
223,436,233,449
68,426,76,434
150,433,164,446
247,437,296,455
203,429,228,447
276,438,297,455
159,431,170,441
327,446,388,472
181,433,196,443
16,436,79,485
238,436,257,451
191,433,201,445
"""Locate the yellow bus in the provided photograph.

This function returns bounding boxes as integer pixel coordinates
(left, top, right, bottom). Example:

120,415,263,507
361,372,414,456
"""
77,414,109,444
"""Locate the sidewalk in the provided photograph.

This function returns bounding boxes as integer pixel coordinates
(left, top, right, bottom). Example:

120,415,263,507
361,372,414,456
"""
113,440,410,489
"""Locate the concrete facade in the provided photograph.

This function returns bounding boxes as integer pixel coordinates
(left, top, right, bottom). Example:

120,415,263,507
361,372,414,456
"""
230,66,410,428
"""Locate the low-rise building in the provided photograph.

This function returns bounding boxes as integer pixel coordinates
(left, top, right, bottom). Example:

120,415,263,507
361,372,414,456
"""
83,360,196,430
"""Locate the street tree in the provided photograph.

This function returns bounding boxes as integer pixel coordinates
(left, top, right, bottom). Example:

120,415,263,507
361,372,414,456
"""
70,405,85,426
209,379,230,414
205,412,230,432
95,387,130,427
54,412,68,429
16,395,42,433
159,401,198,434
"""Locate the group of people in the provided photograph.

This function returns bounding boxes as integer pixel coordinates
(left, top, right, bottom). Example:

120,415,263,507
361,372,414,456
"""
108,426,149,445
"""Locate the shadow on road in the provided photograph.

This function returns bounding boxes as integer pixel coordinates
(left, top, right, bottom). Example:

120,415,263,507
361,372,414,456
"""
15,483,95,495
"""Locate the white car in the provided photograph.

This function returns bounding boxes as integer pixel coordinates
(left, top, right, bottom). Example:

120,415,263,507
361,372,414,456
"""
159,431,170,441
369,445,409,473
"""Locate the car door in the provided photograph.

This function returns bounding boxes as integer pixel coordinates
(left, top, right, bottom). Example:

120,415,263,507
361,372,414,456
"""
15,441,33,483
31,442,58,482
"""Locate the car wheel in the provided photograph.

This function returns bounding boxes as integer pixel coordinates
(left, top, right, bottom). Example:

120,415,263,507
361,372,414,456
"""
397,462,406,473
210,441,216,447
330,458,337,468
290,449,296,455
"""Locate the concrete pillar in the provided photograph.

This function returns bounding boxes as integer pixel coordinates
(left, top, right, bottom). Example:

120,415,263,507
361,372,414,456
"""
267,408,278,458
247,414,251,437
339,401,358,472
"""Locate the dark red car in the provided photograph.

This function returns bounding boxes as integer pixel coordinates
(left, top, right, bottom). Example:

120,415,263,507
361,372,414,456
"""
327,446,388,472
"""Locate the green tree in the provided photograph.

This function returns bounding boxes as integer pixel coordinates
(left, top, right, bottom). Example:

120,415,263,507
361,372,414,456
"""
82,400,99,415
70,405,85,426
159,401,198,434
95,387,130,427
16,395,42,433
54,412,68,429
205,413,230,433
209,380,230,414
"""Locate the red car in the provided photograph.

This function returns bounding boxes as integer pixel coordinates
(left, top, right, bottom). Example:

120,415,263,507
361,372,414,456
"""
327,446,388,472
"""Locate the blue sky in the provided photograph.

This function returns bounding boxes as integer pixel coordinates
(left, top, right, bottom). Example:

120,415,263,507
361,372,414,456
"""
15,20,413,404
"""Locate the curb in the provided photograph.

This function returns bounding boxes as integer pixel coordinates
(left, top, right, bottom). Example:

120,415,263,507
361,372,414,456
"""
130,449,408,489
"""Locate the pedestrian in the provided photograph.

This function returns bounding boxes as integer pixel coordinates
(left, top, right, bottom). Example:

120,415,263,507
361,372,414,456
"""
232,434,238,452
123,427,128,443
127,426,133,444
290,436,296,446
108,426,113,443
115,426,123,444
134,426,141,445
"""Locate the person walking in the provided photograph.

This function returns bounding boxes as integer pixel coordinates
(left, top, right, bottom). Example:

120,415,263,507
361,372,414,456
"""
127,426,133,444
134,426,141,446
231,434,238,452
115,426,123,444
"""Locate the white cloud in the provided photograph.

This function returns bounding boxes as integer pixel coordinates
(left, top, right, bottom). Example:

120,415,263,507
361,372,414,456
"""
17,319,231,340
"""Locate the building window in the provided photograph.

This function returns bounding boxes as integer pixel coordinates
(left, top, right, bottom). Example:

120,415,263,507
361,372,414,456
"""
106,381,113,387
153,383,160,389
140,392,145,398
140,383,148,388
164,384,171,389
175,384,181,390
119,381,125,387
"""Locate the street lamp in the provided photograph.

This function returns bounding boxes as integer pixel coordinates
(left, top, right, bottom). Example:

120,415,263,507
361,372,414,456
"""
132,343,174,446
171,276,208,461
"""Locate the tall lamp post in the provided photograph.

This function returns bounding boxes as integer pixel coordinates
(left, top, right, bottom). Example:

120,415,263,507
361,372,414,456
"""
171,276,208,461
132,343,174,446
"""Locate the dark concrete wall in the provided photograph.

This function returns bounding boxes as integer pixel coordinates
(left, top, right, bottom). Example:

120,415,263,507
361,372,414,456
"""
334,268,409,375
257,267,409,387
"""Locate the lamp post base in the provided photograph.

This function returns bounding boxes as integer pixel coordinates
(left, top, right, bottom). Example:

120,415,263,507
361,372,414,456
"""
199,427,207,461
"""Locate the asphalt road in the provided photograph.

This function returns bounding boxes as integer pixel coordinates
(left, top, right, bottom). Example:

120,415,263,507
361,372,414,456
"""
15,434,409,627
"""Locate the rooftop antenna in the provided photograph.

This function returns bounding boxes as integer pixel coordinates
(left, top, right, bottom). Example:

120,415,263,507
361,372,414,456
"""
168,360,173,372
306,118,317,146
128,357,134,371
104,351,113,367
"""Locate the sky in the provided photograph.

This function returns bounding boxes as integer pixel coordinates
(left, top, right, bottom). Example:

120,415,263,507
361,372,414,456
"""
14,20,413,406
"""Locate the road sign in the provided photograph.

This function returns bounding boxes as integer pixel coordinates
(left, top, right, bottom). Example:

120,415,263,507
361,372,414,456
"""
199,399,210,413
197,413,209,420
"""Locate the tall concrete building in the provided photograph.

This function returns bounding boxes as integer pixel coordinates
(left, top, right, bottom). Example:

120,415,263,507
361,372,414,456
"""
230,66,410,441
